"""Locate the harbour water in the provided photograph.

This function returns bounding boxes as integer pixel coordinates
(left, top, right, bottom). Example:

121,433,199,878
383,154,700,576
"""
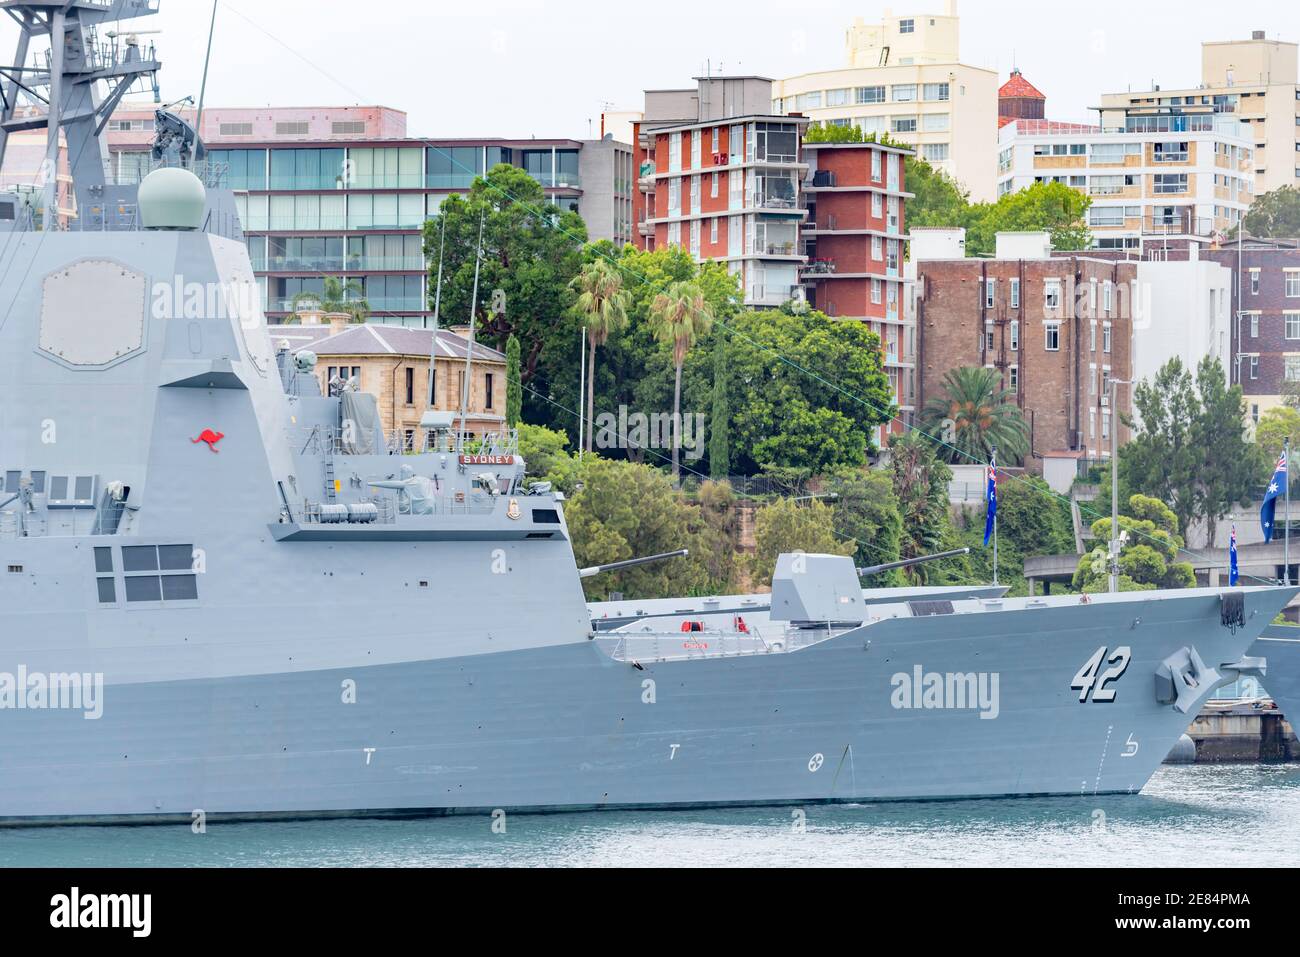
2,764,1298,867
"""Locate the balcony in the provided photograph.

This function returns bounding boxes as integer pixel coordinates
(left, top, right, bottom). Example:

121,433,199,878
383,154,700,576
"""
256,256,426,273
745,284,801,307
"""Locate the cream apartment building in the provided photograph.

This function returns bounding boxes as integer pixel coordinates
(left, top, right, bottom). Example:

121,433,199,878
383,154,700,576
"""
1099,32,1299,195
771,2,997,202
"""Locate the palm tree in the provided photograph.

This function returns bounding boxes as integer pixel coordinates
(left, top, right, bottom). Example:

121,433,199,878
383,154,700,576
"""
289,275,370,324
570,260,631,453
648,280,714,482
921,365,1030,465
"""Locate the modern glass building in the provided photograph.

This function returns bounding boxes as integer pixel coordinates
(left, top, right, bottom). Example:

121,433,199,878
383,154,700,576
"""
105,105,634,326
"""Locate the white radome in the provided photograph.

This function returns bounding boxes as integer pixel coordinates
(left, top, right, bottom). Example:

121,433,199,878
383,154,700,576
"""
138,166,206,230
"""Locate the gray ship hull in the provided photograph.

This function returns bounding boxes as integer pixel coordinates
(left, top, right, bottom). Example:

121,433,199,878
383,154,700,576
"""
0,586,1283,823
1252,625,1300,726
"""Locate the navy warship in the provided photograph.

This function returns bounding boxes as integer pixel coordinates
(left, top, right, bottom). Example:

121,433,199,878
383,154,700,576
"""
1252,626,1300,730
0,1,1294,824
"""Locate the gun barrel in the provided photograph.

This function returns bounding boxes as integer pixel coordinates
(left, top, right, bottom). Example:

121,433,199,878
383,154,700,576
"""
578,549,689,579
857,547,970,578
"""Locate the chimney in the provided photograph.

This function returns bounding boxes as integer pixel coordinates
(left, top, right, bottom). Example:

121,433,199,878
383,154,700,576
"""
296,308,324,326
325,311,351,336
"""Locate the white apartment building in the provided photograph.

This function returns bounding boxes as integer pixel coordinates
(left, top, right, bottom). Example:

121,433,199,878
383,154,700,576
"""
1100,32,1299,195
997,110,1254,254
771,2,997,202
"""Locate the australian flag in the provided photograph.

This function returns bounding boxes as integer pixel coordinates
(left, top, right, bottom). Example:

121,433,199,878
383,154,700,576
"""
983,453,997,547
1229,523,1239,587
1261,449,1288,542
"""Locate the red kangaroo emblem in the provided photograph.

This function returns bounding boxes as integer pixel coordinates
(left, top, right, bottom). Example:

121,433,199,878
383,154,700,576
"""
192,429,224,452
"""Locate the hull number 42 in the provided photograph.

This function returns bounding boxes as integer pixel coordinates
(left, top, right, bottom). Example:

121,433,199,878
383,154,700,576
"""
1071,646,1132,703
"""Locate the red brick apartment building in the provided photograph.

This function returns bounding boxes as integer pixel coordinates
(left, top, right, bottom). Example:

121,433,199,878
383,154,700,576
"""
802,140,913,432
914,232,1136,469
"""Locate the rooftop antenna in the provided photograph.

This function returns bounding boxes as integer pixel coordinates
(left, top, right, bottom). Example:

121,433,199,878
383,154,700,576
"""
456,211,486,450
192,0,219,167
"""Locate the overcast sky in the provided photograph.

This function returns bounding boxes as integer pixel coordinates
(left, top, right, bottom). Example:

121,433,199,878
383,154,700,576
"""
6,1,1299,138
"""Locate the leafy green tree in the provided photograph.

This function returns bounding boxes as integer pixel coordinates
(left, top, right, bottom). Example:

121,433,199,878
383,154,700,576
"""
564,457,710,600
505,335,522,428
289,275,369,323
726,308,894,474
1238,186,1300,239
1073,493,1195,592
888,431,955,581
421,163,587,407
921,365,1030,465
827,470,904,586
905,157,970,229
1120,356,1260,546
803,123,865,143
695,480,739,592
570,258,631,452
962,181,1091,256
709,332,730,478
1256,406,1300,459
648,280,714,482
746,497,854,588
517,423,581,495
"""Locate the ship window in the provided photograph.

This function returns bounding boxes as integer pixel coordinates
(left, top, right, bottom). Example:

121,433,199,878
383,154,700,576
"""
48,475,67,499
96,578,116,604
4,470,18,492
93,547,114,574
0,201,14,220
74,476,94,501
122,545,159,572
29,471,45,493
532,509,561,524
161,575,199,601
158,545,194,571
124,576,163,602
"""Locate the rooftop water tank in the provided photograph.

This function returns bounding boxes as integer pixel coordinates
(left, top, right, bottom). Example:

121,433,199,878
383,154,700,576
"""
138,167,206,230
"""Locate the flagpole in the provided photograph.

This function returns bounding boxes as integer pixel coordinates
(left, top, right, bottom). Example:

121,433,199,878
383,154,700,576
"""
991,446,998,587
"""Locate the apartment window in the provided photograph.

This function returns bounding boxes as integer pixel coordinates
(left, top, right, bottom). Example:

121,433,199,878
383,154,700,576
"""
1250,269,1260,295
922,114,950,133
1287,313,1300,340
1103,322,1112,353
826,88,851,107
1045,322,1060,351
1009,278,1020,309
856,85,886,104
691,174,700,212
1090,142,1142,164
1153,173,1188,194
887,195,899,229
711,171,719,198
899,18,915,33
871,279,882,304
872,191,883,217
921,143,949,162
872,235,883,260
711,127,719,154
691,130,701,169
1090,320,1097,352
892,84,917,103
985,279,996,309
481,372,494,410
891,118,917,133
871,150,882,180
1009,365,1019,393
690,219,700,258
1044,279,1062,309
1153,141,1189,162
669,132,682,173
886,240,899,272
922,83,950,102
1089,363,1098,395
1010,320,1019,351
1287,356,1300,382
795,92,822,110
1287,271,1300,297
1102,412,1111,441
1089,411,1096,440
405,367,414,405
710,217,718,244
1250,355,1260,379
984,321,994,352
1103,281,1113,314
668,177,680,217
1250,313,1260,337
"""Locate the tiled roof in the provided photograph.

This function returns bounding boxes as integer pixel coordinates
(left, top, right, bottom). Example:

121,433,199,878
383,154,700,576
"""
999,69,1045,100
265,323,505,362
